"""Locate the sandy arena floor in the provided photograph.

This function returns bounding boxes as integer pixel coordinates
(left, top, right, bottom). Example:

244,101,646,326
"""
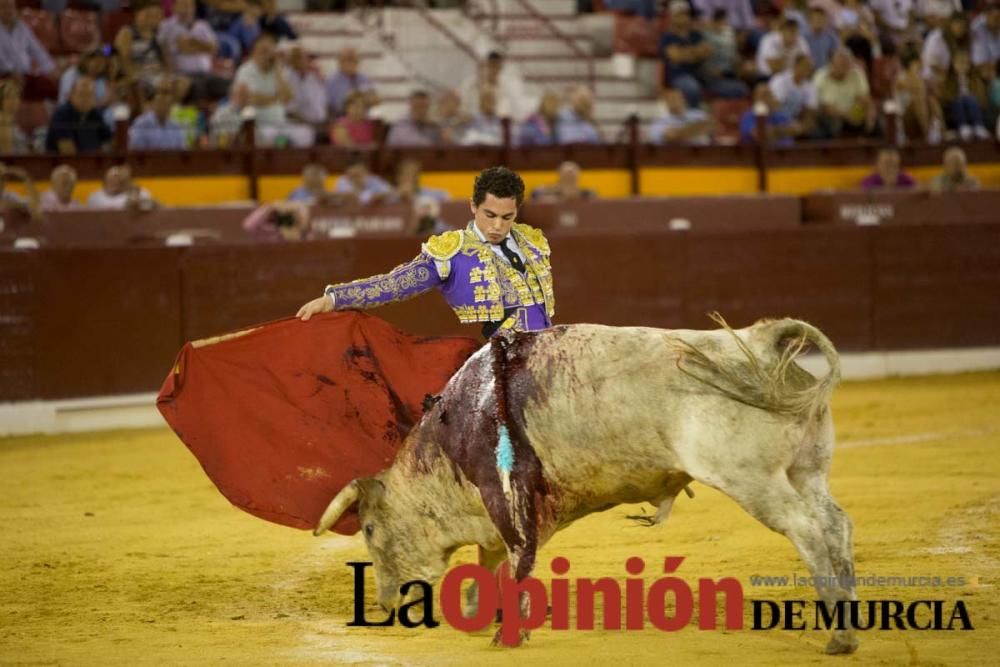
1,372,999,666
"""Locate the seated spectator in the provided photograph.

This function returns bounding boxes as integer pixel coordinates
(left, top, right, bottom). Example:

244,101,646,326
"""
333,157,393,205
394,159,449,203
929,146,979,192
41,165,81,210
922,13,970,84
459,50,531,121
939,50,992,141
0,79,29,154
45,78,113,155
330,91,375,147
516,89,561,146
813,49,876,137
647,87,713,145
437,89,472,145
59,48,114,108
87,165,157,210
531,161,597,203
768,54,818,138
129,79,187,150
803,6,840,69
242,201,311,241
462,87,503,146
287,163,338,204
756,17,811,77
386,90,442,147
895,47,944,143
971,4,1000,82
0,162,40,220
233,35,313,146
700,9,752,95
0,0,57,100
158,0,230,102
282,42,327,129
326,47,378,118
226,1,262,61
659,1,714,107
557,86,602,145
259,0,297,41
739,82,798,146
116,0,189,101
835,0,878,72
860,148,916,190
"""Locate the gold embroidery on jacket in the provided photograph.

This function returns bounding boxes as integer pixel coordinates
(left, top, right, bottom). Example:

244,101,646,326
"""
335,260,433,306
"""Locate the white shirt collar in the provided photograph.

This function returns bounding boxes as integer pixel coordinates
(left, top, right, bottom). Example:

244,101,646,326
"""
471,221,512,246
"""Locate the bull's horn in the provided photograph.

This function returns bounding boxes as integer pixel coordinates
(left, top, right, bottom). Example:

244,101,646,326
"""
313,480,360,536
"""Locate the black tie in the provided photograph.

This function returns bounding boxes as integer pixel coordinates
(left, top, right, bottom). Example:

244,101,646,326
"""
499,238,526,273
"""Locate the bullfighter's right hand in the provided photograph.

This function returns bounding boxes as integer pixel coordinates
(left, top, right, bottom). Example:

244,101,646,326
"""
297,294,333,321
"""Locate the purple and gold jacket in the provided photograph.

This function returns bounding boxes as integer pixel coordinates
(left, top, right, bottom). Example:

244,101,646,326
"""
326,222,555,335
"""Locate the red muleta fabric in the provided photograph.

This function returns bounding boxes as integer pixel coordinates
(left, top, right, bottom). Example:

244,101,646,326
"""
157,312,481,535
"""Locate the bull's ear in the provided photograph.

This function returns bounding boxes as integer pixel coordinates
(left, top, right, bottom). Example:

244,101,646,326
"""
356,477,386,501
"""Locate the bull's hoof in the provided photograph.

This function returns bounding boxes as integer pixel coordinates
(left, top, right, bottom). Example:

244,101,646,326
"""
824,635,860,655
489,628,530,647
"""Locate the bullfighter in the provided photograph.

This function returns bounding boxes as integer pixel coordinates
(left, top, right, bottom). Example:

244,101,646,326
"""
296,166,554,338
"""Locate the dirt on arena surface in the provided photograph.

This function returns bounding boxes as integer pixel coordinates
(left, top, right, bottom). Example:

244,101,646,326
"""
2,371,998,666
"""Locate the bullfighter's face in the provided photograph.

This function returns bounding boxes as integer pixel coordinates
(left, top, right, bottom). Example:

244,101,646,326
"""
471,193,517,245
355,477,452,611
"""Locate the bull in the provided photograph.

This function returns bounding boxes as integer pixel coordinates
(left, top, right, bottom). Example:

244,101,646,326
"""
314,315,859,654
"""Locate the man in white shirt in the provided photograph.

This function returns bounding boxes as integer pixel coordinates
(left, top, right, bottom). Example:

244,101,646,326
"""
769,53,818,136
459,51,534,122
756,18,810,77
87,166,156,210
921,13,970,82
233,34,291,127
233,34,314,147
40,165,82,211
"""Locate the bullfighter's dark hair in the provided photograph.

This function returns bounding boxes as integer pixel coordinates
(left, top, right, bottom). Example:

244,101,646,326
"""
472,166,525,207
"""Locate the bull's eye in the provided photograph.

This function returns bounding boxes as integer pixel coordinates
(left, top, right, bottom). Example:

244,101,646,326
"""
364,524,374,538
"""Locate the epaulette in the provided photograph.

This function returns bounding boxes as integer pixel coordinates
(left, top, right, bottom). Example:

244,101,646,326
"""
421,229,464,261
514,223,550,256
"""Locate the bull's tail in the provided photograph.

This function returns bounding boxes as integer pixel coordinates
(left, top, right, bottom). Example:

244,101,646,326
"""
672,312,841,421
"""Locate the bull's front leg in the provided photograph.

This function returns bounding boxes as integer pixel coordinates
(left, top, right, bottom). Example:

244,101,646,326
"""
463,546,507,618
489,546,541,648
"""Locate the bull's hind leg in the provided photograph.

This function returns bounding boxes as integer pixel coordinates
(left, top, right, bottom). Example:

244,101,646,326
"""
787,471,859,654
719,473,858,655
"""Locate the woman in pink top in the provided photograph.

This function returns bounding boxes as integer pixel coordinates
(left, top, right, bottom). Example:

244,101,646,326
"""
330,91,375,147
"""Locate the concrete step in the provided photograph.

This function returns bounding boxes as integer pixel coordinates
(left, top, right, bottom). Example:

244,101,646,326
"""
287,12,364,34
593,77,650,98
494,0,577,17
504,36,593,57
314,55,408,79
298,35,382,58
507,56,592,77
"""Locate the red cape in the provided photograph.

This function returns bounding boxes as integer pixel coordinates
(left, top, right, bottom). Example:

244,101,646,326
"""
156,312,481,534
